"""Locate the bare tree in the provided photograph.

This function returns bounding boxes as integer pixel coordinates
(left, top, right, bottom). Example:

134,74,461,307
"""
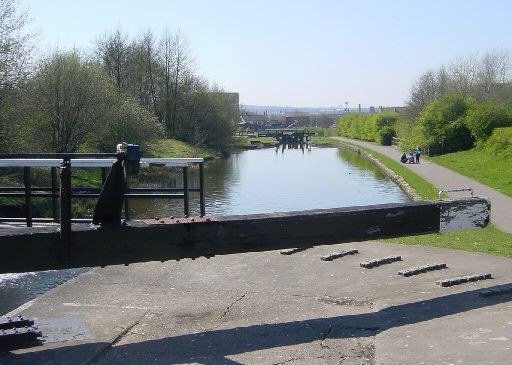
0,0,35,94
405,70,438,121
449,55,479,97
125,30,161,112
159,29,194,137
96,28,131,90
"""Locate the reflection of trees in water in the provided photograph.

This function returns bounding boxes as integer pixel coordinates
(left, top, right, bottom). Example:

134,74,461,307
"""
202,153,240,197
337,149,386,180
128,153,241,218
129,147,404,218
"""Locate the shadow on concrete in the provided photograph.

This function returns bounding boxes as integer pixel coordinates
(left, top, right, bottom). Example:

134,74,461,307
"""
2,283,512,365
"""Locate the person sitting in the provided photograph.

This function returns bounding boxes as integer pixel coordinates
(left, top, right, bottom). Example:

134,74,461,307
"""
408,152,415,163
400,153,408,163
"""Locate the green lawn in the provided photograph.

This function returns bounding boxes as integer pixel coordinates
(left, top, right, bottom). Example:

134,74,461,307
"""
428,149,512,197
381,225,512,258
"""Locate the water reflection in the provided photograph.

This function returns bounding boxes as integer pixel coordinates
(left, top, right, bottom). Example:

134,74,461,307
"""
128,146,409,218
275,142,311,155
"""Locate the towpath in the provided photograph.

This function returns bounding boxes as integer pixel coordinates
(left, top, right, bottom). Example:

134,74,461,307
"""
334,136,512,234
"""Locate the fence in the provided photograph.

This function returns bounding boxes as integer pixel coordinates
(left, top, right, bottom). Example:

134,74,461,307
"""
0,154,205,227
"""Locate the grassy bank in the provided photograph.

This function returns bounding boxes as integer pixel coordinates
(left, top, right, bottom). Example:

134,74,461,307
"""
311,136,340,144
314,137,439,200
428,149,512,197
382,226,512,258
314,137,512,258
143,139,216,159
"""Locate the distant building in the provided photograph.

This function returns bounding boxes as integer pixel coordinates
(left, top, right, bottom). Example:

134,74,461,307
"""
241,113,269,126
240,113,269,132
222,92,240,107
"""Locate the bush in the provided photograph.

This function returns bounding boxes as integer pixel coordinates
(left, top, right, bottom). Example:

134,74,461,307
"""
485,127,512,158
376,126,396,145
337,112,398,145
93,96,165,152
416,93,474,155
464,100,512,144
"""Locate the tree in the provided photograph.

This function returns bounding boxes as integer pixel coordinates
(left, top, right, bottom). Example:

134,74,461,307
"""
404,70,440,121
0,0,34,94
93,95,164,151
124,30,161,112
370,112,398,145
0,0,35,151
96,28,131,91
11,51,111,152
158,29,194,138
181,88,236,150
416,93,474,154
464,100,512,143
404,51,512,121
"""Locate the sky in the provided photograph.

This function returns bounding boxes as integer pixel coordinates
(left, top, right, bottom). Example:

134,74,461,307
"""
23,0,512,108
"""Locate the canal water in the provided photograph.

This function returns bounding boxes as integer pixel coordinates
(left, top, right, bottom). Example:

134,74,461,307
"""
0,146,409,315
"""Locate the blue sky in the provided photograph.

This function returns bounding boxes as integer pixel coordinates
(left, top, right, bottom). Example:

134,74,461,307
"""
25,0,512,108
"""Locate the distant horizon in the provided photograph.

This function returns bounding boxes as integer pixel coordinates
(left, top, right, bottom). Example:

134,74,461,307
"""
24,0,512,107
240,103,404,113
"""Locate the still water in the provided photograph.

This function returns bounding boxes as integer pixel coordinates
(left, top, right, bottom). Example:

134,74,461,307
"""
128,146,409,218
0,146,409,315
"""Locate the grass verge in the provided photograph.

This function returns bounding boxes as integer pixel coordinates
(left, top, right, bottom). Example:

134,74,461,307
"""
332,140,439,200
428,148,512,197
381,225,512,258
311,136,341,144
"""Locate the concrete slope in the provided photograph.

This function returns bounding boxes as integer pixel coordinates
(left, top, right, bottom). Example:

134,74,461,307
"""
334,137,512,234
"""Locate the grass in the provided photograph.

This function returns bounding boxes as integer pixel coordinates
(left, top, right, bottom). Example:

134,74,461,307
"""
381,225,512,258
328,138,512,258
143,139,216,159
311,136,341,144
335,140,439,200
363,149,440,200
247,137,276,144
428,149,512,197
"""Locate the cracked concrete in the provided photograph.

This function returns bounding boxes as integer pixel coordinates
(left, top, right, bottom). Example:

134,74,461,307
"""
221,293,248,319
1,241,512,364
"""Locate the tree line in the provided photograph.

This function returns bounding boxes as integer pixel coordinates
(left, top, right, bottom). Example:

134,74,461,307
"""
337,50,512,157
0,0,238,154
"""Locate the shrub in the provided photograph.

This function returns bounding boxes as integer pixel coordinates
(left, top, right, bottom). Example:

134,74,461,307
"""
416,93,474,155
485,127,512,158
464,100,512,144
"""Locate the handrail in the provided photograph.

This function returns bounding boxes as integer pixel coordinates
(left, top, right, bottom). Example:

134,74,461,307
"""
439,188,474,200
0,157,206,227
0,157,203,167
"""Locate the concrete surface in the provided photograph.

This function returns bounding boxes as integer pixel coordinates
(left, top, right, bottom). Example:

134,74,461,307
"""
334,137,512,234
1,241,511,364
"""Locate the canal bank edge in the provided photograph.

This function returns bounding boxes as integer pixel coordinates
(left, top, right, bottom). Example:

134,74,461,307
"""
336,142,423,201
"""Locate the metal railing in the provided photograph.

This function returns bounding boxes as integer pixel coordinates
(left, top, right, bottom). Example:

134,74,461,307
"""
0,154,205,227
439,188,474,200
